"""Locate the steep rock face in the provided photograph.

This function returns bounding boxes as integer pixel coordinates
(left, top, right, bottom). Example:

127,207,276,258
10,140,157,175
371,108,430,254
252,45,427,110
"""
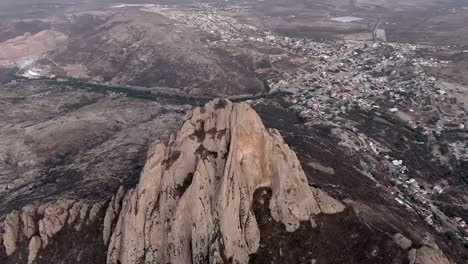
106,99,344,264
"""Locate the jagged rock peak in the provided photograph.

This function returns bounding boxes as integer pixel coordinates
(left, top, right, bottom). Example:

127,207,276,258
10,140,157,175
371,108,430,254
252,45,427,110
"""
106,99,345,264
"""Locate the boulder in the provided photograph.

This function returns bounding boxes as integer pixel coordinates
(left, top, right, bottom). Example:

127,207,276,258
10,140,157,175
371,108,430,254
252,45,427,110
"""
394,233,412,250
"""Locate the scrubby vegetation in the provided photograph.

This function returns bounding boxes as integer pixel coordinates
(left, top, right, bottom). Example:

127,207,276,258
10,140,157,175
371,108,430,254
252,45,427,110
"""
41,77,292,107
47,78,213,106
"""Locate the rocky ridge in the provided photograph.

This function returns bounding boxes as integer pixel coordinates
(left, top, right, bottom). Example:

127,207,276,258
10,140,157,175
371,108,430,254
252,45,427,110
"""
0,99,453,263
1,199,107,264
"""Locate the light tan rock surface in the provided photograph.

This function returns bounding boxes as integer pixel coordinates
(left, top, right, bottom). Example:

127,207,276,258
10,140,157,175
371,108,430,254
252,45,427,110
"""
27,236,42,264
0,30,68,67
21,205,37,240
394,233,412,250
107,99,345,264
408,236,452,264
1,199,102,261
3,211,20,256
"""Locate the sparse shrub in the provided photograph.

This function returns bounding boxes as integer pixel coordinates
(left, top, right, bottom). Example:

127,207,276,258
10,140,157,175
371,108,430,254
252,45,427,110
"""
445,231,457,241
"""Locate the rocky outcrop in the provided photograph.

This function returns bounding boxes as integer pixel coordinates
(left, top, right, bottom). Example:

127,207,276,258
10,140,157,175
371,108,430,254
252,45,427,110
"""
103,186,126,246
27,236,41,264
1,199,106,264
408,236,451,264
106,99,344,264
394,233,412,250
3,211,20,256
